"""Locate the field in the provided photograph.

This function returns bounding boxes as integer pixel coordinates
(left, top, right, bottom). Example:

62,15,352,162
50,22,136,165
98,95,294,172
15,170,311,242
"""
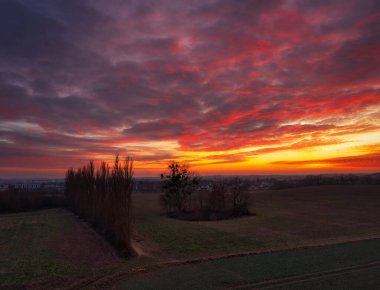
0,185,379,288
116,238,380,290
0,209,125,288
134,185,380,258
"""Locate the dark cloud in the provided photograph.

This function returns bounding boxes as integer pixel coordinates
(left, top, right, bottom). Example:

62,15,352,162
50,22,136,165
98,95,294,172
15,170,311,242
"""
124,120,184,139
0,0,63,59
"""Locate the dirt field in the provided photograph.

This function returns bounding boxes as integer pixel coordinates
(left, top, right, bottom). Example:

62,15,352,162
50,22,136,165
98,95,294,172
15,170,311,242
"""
1,185,379,288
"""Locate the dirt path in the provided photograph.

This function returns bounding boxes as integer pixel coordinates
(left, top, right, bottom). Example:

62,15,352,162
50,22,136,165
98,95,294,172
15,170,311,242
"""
53,209,122,267
55,209,152,263
130,231,161,258
131,239,146,257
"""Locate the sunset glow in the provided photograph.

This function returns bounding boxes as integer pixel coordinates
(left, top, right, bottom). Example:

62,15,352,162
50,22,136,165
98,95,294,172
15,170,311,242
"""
0,0,379,177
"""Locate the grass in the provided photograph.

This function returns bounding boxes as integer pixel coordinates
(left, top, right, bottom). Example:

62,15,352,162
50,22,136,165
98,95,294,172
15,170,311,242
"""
0,208,162,289
134,192,263,258
137,215,260,257
0,210,82,287
1,184,379,288
115,238,380,290
134,185,380,257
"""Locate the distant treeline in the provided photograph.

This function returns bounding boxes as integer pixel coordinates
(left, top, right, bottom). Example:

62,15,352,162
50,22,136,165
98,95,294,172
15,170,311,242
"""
134,179,162,192
134,173,380,194
272,173,380,189
64,156,134,257
0,189,65,213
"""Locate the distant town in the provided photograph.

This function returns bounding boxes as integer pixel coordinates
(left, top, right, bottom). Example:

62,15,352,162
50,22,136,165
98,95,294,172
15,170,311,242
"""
0,179,65,192
1,173,379,193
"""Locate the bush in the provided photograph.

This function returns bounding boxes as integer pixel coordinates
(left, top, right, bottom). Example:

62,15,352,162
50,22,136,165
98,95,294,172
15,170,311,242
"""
199,178,251,220
65,155,134,257
205,180,227,216
229,177,251,216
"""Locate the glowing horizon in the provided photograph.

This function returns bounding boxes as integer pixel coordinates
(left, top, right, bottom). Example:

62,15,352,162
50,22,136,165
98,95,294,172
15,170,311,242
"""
0,0,379,178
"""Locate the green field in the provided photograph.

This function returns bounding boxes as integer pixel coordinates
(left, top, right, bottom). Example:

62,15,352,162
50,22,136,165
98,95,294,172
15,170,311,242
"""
134,185,380,258
115,238,380,290
0,185,379,288
0,210,77,287
0,209,125,288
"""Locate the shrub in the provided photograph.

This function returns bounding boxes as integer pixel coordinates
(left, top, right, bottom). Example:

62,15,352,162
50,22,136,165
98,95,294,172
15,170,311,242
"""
204,181,228,218
229,177,251,216
199,178,251,220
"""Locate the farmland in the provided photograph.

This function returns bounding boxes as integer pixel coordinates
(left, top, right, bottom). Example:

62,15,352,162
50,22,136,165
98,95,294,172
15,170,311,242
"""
115,238,380,290
134,185,380,258
0,185,379,288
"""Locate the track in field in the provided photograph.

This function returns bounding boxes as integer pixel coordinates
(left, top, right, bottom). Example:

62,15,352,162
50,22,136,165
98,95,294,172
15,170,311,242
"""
226,261,380,290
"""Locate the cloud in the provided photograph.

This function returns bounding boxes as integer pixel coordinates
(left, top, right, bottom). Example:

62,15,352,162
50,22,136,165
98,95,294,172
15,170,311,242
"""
272,153,380,168
0,0,380,176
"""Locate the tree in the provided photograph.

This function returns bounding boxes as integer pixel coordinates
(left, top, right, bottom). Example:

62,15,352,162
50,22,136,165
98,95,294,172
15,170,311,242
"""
64,155,134,256
160,161,199,215
229,177,251,216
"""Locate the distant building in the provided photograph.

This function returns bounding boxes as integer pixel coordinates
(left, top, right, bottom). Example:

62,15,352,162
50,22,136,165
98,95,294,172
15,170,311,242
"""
14,183,42,190
43,183,62,189
199,184,212,191
258,182,271,189
250,181,273,190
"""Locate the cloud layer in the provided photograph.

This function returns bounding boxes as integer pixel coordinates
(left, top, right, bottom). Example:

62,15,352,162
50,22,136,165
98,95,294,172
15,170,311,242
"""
1,0,380,177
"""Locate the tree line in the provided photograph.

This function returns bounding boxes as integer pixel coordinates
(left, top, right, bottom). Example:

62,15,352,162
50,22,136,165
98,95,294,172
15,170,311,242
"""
0,189,65,213
272,173,380,189
64,155,134,256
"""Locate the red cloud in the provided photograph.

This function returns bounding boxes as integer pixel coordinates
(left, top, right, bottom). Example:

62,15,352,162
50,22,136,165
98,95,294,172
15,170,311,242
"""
273,153,380,169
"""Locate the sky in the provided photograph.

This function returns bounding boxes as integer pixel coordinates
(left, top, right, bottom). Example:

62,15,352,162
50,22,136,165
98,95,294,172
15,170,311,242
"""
0,0,380,178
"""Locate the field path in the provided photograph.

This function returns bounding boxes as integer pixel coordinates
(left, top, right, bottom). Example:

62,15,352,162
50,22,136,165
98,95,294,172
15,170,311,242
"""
53,209,122,266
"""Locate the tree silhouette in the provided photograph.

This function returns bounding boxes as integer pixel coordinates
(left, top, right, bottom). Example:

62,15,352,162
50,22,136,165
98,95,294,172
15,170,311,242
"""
160,161,199,215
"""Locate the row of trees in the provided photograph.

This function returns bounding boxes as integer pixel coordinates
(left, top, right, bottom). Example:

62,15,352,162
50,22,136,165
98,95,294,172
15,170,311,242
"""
65,156,134,256
160,162,252,220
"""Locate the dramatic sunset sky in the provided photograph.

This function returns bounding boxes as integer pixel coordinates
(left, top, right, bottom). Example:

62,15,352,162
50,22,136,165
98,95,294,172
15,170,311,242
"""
0,0,380,178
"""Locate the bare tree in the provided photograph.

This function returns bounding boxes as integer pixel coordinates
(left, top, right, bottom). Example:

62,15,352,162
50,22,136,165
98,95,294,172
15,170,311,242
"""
65,155,134,256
